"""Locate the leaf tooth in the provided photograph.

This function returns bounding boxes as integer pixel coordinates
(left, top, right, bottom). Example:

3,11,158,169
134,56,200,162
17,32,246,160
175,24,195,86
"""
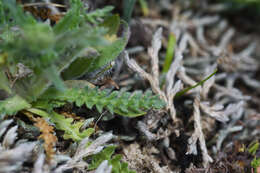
85,100,95,109
131,91,142,99
118,104,129,113
130,105,142,113
95,103,104,113
144,90,153,97
106,104,114,114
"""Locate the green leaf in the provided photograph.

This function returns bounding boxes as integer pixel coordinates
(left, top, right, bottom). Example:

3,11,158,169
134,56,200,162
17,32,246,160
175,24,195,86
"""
123,0,136,23
0,95,31,117
251,157,260,169
60,48,100,80
1,0,109,102
86,21,129,73
88,146,136,173
53,0,84,34
162,33,176,73
88,145,117,170
110,155,122,173
32,99,67,111
175,69,217,98
61,21,129,80
0,1,5,26
27,108,94,142
0,69,11,94
64,80,96,89
248,141,259,155
44,65,66,92
85,6,114,24
99,14,120,35
1,0,36,27
39,86,165,117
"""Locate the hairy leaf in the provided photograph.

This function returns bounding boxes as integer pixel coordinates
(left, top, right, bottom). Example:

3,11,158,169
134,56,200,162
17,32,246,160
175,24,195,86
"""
85,6,114,24
0,95,31,117
53,0,84,34
0,70,11,94
0,0,110,101
61,20,129,80
99,14,120,35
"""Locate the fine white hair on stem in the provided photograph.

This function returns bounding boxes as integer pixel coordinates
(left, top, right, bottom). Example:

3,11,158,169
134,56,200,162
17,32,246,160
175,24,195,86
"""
55,133,114,172
72,132,113,162
33,153,45,173
177,67,201,95
166,49,183,96
216,104,244,150
3,126,18,149
188,97,213,167
179,33,208,56
167,80,183,121
124,27,185,122
95,160,112,173
149,27,162,83
137,121,157,141
201,64,217,99
213,84,251,101
211,28,235,56
123,28,168,102
199,101,229,122
192,16,220,27
0,120,13,137
124,51,167,102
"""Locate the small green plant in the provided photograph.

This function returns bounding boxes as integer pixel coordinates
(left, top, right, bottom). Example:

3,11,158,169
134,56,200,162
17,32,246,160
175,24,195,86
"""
248,141,260,173
0,0,165,136
88,145,135,173
162,33,176,73
38,85,165,117
175,69,218,98
0,0,129,101
0,0,165,170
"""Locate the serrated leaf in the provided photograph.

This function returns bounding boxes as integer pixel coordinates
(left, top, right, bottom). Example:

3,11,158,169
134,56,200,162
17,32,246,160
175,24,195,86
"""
106,104,114,114
27,108,94,142
75,97,85,107
32,100,66,111
39,86,165,117
96,103,104,113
